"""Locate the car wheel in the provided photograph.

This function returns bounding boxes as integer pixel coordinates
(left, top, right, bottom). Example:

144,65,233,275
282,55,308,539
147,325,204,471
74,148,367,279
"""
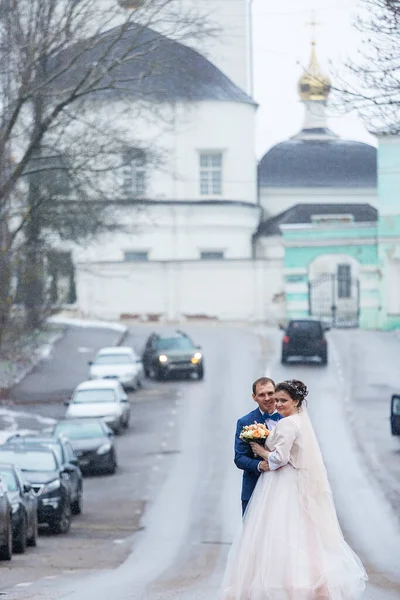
106,452,117,475
0,519,12,560
320,351,328,365
50,502,71,534
14,513,27,554
281,352,288,364
197,366,204,380
71,487,83,515
27,513,38,547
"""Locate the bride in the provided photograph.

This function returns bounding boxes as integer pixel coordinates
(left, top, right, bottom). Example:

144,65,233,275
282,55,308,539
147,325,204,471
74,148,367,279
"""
220,379,368,600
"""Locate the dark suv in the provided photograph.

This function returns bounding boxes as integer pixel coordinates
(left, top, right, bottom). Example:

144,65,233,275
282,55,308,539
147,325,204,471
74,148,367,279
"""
281,319,328,365
142,331,204,380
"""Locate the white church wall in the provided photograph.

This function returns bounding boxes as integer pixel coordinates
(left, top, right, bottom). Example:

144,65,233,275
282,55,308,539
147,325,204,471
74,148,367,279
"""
69,202,261,261
259,187,378,218
80,99,257,205
255,236,285,260
75,258,285,322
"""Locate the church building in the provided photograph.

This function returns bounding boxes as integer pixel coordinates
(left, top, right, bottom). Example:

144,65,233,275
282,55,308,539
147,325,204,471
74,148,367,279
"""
54,2,400,330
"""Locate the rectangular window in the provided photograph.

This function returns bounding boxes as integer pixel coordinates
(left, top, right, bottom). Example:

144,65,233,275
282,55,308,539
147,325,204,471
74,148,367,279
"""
199,152,222,196
123,149,146,198
200,251,224,260
337,264,351,298
124,251,149,261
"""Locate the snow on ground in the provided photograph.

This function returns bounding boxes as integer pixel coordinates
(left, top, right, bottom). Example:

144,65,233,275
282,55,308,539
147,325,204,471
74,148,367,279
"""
48,315,127,333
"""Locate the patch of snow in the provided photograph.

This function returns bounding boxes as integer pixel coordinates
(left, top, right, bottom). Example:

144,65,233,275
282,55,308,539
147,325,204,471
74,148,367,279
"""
48,315,127,333
0,408,56,425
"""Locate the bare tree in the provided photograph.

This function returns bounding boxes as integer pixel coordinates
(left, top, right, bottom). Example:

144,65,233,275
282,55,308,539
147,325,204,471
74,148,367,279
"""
333,0,400,134
0,0,212,333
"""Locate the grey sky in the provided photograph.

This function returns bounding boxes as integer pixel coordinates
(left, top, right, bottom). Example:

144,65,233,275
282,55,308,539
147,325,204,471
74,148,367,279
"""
252,0,375,157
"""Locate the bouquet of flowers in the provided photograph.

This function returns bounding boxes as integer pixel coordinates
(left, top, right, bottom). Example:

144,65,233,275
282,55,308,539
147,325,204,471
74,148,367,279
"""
239,422,270,457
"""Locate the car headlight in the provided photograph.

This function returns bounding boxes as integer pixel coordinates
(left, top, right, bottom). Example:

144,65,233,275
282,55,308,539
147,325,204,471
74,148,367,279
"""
97,443,112,455
11,503,20,514
159,355,168,363
191,352,203,364
43,479,61,494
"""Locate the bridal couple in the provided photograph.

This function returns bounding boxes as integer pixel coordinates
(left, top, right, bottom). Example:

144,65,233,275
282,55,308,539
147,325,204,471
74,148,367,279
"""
220,377,368,600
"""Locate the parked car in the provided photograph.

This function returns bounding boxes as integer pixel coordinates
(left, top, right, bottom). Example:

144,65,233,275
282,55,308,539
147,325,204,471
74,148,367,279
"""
390,394,400,435
6,435,83,515
65,380,130,434
281,318,328,365
52,418,117,475
142,330,204,380
0,447,71,534
0,463,38,552
88,346,144,390
0,474,12,560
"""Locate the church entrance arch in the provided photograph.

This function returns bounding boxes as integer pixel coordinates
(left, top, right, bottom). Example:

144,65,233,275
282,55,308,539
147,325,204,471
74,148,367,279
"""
308,255,360,328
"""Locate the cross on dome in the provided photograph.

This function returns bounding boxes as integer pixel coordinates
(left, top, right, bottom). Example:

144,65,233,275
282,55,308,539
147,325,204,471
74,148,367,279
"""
298,14,331,103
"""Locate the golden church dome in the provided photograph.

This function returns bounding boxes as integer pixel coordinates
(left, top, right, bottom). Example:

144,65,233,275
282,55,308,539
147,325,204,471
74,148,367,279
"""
298,42,331,102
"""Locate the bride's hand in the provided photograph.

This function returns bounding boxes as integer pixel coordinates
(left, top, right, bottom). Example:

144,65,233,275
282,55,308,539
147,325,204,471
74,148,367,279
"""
249,442,269,459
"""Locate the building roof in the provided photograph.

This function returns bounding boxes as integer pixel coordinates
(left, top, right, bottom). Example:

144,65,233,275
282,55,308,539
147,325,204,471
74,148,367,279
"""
258,138,377,188
256,203,378,237
48,23,255,105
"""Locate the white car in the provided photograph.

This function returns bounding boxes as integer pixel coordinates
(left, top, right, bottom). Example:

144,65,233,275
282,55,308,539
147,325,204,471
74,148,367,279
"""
88,347,144,390
65,380,131,434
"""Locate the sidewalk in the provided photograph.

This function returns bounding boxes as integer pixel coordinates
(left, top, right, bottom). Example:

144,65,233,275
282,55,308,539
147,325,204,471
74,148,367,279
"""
8,322,127,405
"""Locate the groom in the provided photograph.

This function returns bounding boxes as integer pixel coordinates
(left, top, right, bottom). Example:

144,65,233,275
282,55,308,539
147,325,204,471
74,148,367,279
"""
234,377,282,515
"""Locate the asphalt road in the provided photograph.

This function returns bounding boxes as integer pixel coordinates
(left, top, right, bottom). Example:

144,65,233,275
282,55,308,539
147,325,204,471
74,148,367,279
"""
0,323,399,600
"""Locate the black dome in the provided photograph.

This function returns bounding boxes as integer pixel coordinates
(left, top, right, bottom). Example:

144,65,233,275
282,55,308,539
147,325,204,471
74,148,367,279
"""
258,137,377,188
48,23,255,105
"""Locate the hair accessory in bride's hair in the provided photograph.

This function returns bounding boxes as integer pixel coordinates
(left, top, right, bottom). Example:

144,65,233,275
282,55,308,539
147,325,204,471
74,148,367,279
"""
283,380,309,401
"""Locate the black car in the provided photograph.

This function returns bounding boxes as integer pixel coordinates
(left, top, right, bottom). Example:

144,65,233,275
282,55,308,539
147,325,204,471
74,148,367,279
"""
0,447,71,534
142,330,204,380
0,474,12,560
281,319,328,365
390,394,400,435
0,463,38,552
52,419,117,475
7,435,83,515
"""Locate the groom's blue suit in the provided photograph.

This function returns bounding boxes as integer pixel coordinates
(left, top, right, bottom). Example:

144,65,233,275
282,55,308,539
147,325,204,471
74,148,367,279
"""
235,407,282,515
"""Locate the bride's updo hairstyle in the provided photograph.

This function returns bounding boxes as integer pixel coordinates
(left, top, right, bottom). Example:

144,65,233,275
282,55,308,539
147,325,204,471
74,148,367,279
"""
275,380,309,407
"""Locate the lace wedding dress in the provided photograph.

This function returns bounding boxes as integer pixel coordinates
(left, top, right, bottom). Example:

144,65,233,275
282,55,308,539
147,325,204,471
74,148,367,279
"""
220,410,367,600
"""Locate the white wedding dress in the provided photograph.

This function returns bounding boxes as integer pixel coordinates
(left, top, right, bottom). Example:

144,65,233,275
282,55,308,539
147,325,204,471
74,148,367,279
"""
220,410,368,600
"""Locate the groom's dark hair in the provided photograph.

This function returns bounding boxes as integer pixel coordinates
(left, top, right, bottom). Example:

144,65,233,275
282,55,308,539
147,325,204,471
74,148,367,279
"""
252,377,275,395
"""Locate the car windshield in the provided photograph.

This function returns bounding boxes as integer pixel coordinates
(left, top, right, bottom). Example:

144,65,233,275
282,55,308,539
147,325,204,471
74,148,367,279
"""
54,422,105,440
0,469,18,491
8,440,63,464
0,450,57,472
156,337,193,351
38,442,63,464
72,389,116,403
287,321,322,337
95,354,133,365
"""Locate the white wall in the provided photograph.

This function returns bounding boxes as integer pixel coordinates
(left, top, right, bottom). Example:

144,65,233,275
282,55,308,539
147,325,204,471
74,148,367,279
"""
259,187,378,218
70,202,261,261
79,99,257,205
75,258,285,322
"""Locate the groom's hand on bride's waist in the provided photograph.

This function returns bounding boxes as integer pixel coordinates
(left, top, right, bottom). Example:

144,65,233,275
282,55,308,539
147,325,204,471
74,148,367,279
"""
258,461,270,472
